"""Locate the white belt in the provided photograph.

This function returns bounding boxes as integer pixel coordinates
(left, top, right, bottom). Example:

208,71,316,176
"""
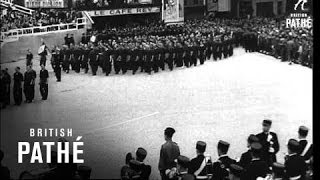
289,175,301,180
196,175,208,179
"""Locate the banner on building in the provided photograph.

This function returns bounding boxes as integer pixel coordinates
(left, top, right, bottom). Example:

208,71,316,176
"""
207,0,218,12
24,0,67,8
87,7,160,17
218,0,231,12
162,0,184,24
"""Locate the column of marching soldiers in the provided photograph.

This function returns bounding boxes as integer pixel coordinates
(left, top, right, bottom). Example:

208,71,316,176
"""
120,122,313,180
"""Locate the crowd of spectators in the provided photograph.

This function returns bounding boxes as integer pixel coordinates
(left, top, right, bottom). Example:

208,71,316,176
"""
0,7,82,32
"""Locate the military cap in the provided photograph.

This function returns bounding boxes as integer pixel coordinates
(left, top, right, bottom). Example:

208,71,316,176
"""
262,119,272,126
248,134,259,144
272,162,285,177
136,147,147,160
196,141,207,153
251,142,262,154
164,127,176,137
177,155,190,168
298,126,309,137
218,140,230,152
287,139,300,153
229,164,244,177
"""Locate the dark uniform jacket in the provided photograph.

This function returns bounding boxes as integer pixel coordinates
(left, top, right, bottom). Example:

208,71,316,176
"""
188,154,207,177
239,149,252,168
24,70,36,86
158,140,180,172
211,155,236,180
285,153,307,179
298,139,313,161
243,158,269,180
40,69,49,84
256,131,279,165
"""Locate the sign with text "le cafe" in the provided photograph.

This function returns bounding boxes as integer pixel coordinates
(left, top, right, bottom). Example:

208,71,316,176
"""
87,7,160,17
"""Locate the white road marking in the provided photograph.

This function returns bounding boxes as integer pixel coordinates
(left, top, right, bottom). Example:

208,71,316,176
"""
84,111,160,135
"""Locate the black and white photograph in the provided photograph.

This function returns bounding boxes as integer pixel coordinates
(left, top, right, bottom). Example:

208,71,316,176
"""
0,0,313,179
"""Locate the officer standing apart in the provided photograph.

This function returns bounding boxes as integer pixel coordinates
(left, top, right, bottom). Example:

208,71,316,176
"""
159,127,181,180
39,65,49,100
13,67,24,105
256,120,280,166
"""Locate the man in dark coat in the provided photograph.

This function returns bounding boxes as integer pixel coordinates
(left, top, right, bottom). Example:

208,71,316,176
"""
284,139,307,180
89,47,99,76
256,119,279,166
242,142,269,180
13,67,24,105
238,134,259,168
211,140,236,180
159,127,180,180
39,65,49,100
24,65,36,103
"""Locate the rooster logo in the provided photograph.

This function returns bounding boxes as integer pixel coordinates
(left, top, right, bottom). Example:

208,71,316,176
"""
294,0,308,10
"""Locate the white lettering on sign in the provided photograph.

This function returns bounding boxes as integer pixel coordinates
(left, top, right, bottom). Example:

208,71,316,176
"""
88,7,160,17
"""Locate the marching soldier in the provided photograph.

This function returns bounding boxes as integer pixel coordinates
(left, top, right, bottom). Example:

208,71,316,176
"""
113,47,121,74
159,127,180,180
13,67,24,106
89,47,99,76
121,48,128,74
188,141,209,180
145,48,153,75
183,44,190,68
63,45,71,73
284,139,307,180
211,140,236,180
198,43,206,65
190,45,197,67
256,120,280,166
238,134,259,168
26,49,33,67
81,45,90,74
24,65,36,103
153,48,160,73
105,48,112,76
51,46,62,82
39,65,49,100
73,45,81,73
159,46,166,71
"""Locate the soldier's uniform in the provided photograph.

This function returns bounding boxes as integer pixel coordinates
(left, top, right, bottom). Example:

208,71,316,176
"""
170,156,195,180
167,47,174,71
145,49,153,75
13,69,23,105
63,46,71,73
24,68,36,103
242,142,269,180
159,47,166,71
113,48,121,74
159,128,180,180
256,120,280,166
188,141,209,180
238,134,259,168
51,48,62,81
89,48,99,76
211,141,236,180
73,47,81,73
285,139,307,180
198,44,205,65
229,164,244,179
39,68,49,100
152,48,159,73
2,71,11,106
81,47,90,74
297,126,313,162
105,49,112,76
190,46,197,67
183,45,190,68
